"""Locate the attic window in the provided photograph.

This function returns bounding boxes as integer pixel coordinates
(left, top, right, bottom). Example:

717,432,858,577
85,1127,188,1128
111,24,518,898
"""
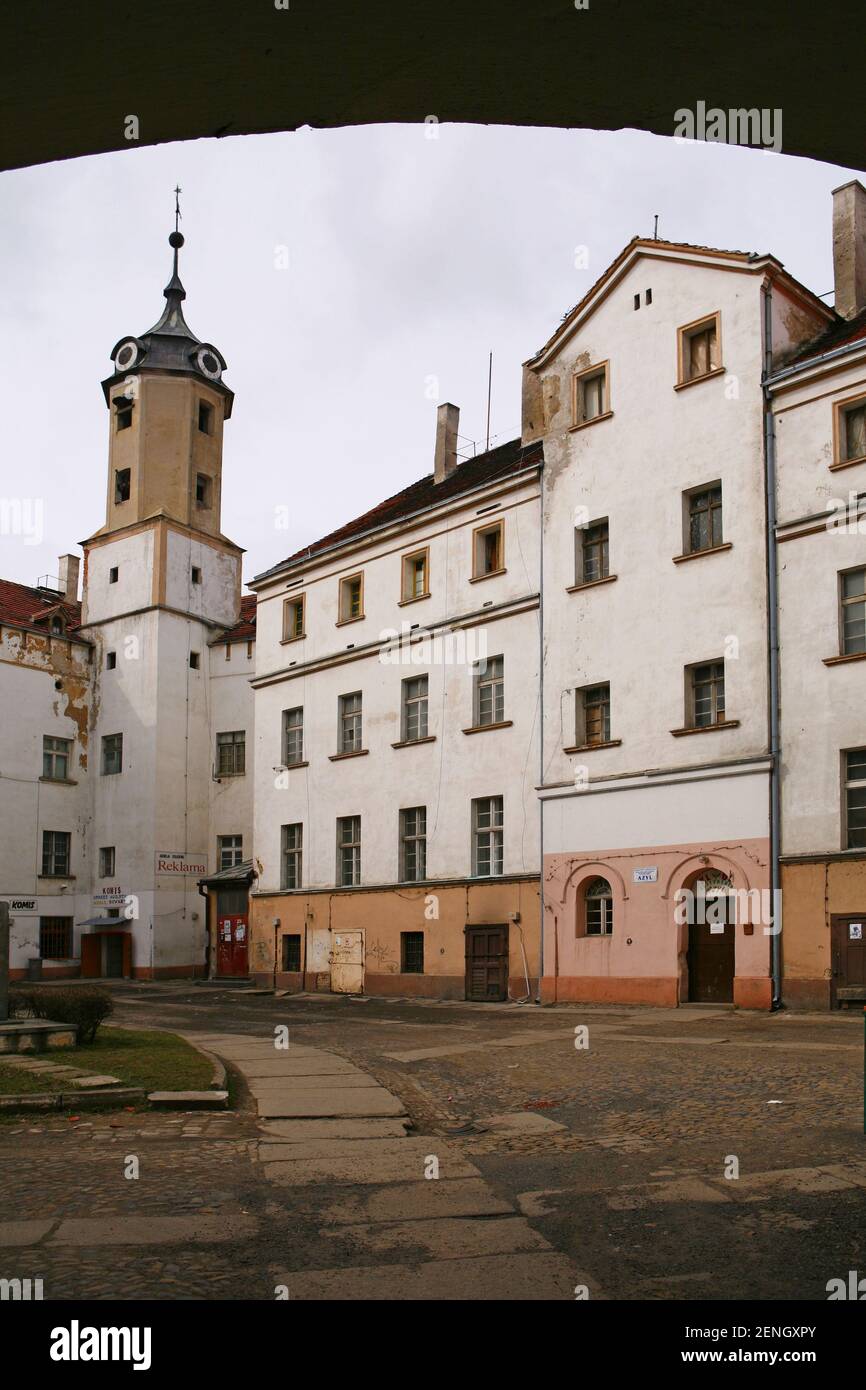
50,615,64,635
678,313,722,385
198,401,213,435
195,473,212,508
115,468,131,504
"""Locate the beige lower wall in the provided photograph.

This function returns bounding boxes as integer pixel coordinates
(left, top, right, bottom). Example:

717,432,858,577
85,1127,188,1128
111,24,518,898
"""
248,877,540,1000
781,857,866,1009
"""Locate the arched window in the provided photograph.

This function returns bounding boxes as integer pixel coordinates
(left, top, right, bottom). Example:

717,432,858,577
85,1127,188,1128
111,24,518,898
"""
585,877,613,936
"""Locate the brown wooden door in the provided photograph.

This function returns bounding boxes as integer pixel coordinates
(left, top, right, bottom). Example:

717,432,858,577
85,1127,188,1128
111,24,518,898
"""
465,925,509,1002
687,919,735,1002
80,935,100,978
217,915,249,977
831,914,866,1006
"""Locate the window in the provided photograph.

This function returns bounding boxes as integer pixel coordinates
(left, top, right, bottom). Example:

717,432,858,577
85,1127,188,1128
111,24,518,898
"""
339,574,364,623
39,916,72,958
841,569,866,655
474,655,504,726
472,796,503,877
572,362,610,426
189,651,200,670
473,520,504,578
402,549,429,601
191,566,202,585
400,806,427,882
198,401,213,434
109,566,119,584
836,397,866,465
216,730,246,777
50,615,64,635
42,735,71,781
337,815,361,886
283,595,305,641
401,675,429,742
690,661,725,728
843,750,866,849
678,314,721,384
576,519,609,584
578,683,611,746
281,824,303,889
282,707,304,766
101,733,123,775
281,934,302,972
41,830,71,878
98,846,116,878
585,877,613,936
687,484,723,553
115,401,133,432
339,692,362,753
401,932,425,974
106,650,117,670
114,468,131,504
195,473,212,507
217,834,244,871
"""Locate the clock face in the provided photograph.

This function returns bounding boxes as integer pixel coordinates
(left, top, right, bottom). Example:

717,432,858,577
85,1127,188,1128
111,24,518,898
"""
114,339,138,371
196,347,222,380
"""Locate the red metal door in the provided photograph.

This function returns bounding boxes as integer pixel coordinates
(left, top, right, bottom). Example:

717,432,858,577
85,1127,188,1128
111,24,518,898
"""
217,916,249,977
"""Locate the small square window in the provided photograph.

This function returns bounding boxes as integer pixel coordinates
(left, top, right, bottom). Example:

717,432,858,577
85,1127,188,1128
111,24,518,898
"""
109,566,119,584
198,401,213,435
195,474,212,507
339,574,364,623
572,363,610,426
189,651,200,670
114,469,131,504
106,651,117,670
191,566,202,585
678,314,721,384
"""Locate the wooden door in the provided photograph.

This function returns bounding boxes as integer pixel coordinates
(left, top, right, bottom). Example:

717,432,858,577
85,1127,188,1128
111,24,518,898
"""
687,918,735,1002
465,925,509,1001
80,935,101,978
217,915,249,977
331,931,364,993
831,914,866,1006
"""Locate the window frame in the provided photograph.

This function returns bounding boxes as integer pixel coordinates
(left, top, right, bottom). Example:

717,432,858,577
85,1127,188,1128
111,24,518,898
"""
400,931,425,974
114,468,131,504
42,734,72,782
577,682,612,748
39,916,73,958
282,707,305,766
688,660,726,729
216,729,246,777
839,566,866,657
338,691,363,754
585,877,614,937
401,547,430,603
676,312,722,387
217,833,244,872
41,830,71,879
198,400,214,435
337,815,361,887
684,481,724,555
471,519,505,580
338,573,365,625
281,823,303,890
98,846,116,878
575,517,610,585
833,393,866,469
101,732,123,776
472,795,504,878
401,674,429,743
195,473,212,508
474,654,505,727
571,360,611,429
842,748,866,850
282,593,306,643
399,805,427,883
281,933,302,972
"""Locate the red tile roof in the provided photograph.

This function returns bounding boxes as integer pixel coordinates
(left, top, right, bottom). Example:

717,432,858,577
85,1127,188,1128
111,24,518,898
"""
0,578,83,637
254,436,544,583
214,592,256,643
787,307,866,366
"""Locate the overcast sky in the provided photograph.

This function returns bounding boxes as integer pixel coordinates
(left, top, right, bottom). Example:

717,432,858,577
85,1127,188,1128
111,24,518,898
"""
0,125,859,593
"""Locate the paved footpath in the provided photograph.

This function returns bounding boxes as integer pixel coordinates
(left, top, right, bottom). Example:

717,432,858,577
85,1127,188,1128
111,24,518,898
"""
193,1030,585,1299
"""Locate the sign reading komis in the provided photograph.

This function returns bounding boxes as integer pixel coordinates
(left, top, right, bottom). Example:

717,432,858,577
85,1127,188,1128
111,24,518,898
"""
155,852,208,877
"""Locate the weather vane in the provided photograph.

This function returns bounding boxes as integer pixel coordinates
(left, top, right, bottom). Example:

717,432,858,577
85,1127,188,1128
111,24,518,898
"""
174,185,182,234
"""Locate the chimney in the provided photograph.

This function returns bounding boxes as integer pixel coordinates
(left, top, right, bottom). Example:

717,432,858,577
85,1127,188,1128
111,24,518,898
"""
57,554,80,603
433,403,460,484
832,180,866,320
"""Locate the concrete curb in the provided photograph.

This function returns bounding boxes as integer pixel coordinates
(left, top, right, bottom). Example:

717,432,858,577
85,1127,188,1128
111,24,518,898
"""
0,1087,144,1112
177,1033,228,1091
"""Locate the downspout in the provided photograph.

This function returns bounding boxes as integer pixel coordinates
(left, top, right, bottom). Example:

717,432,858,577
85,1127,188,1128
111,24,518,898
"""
197,882,212,978
762,282,783,1009
537,454,545,1004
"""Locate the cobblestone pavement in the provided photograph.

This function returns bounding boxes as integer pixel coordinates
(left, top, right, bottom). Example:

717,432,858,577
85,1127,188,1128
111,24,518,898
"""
0,984,863,1300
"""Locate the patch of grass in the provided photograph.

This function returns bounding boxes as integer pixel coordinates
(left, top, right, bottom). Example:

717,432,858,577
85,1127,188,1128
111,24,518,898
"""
0,1027,214,1097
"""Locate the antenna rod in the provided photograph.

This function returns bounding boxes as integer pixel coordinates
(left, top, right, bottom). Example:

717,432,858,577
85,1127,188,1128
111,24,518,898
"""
486,351,492,452
653,214,659,239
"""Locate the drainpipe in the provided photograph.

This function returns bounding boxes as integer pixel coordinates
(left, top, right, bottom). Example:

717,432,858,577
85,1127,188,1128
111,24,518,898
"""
537,456,545,1004
762,283,783,1009
197,882,211,978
